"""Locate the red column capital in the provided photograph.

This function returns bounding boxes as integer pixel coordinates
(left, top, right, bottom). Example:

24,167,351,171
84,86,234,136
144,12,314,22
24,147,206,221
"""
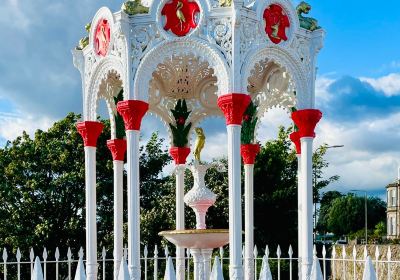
117,100,149,131
217,93,251,125
169,147,191,165
289,131,301,155
76,121,104,147
107,139,127,161
240,144,260,165
291,109,322,138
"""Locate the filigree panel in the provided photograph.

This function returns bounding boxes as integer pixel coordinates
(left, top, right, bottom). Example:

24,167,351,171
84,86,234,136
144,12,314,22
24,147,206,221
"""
207,17,232,66
148,54,223,146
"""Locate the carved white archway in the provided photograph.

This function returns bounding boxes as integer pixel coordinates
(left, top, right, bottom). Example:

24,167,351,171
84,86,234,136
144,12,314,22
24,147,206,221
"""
242,45,309,109
133,38,231,102
86,57,125,122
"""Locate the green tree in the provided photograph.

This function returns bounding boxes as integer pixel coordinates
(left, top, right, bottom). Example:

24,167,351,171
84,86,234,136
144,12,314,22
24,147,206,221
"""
317,191,343,233
327,194,386,236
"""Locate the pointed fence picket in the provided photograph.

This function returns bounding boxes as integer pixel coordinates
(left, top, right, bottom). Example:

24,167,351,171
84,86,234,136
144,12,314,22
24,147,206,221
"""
1,244,400,280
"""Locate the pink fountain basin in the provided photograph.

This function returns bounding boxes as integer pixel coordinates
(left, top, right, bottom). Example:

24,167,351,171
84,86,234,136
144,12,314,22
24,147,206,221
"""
159,229,229,249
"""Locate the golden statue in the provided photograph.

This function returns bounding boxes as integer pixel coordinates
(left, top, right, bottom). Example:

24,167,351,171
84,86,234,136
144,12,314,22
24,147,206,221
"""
193,127,205,162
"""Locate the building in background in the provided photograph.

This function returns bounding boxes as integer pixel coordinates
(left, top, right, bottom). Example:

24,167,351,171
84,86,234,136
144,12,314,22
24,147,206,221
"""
387,182,399,238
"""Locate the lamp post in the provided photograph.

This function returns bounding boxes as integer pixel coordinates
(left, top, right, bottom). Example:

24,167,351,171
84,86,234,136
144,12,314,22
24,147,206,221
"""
350,189,368,244
313,145,344,243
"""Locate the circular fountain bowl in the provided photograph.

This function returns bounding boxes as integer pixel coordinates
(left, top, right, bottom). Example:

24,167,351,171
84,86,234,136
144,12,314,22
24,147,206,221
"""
159,229,229,249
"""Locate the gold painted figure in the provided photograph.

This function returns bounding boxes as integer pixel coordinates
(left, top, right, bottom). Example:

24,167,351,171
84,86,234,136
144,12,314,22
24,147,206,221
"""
193,127,205,162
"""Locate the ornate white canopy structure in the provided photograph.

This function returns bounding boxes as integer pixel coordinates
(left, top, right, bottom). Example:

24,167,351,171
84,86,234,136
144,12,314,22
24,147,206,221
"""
73,1,325,279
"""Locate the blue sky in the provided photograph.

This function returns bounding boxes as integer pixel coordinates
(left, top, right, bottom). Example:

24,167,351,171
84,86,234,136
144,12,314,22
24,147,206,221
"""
0,0,399,200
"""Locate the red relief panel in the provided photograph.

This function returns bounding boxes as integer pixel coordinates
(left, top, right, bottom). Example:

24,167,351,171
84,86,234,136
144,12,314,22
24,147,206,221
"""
161,0,200,37
94,19,111,57
263,4,290,44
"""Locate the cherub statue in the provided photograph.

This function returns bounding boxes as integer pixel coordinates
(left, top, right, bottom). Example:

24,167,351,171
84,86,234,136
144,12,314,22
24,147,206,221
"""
193,127,206,163
296,1,320,31
219,0,232,7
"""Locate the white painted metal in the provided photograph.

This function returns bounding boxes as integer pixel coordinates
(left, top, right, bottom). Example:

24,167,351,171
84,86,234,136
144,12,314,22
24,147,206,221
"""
164,257,177,280
84,146,98,280
32,257,44,280
74,257,87,280
227,125,243,280
126,130,141,280
244,164,255,280
299,137,314,279
175,165,186,280
118,258,130,280
210,256,224,280
113,160,124,280
296,154,303,280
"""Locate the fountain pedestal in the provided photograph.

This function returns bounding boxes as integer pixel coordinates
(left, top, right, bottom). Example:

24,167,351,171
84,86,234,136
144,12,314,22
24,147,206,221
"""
159,162,228,280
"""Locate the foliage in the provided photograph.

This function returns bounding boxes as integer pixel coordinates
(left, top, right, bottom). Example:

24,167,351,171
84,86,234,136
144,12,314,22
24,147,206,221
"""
241,101,258,144
114,90,126,139
317,191,343,233
169,99,192,147
326,194,386,237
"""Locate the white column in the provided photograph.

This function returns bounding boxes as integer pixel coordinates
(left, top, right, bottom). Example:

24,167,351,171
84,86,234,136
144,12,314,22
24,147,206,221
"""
190,249,204,280
202,249,213,280
227,125,243,280
299,137,314,279
85,146,98,280
127,130,141,280
114,160,124,279
297,154,303,279
244,164,254,280
175,165,186,280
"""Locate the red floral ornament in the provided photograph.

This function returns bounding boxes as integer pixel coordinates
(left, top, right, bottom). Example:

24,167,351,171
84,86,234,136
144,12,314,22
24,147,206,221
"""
263,4,290,44
161,0,200,37
94,19,111,56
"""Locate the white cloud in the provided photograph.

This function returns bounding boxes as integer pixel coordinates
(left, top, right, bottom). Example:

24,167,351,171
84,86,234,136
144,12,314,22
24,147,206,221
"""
0,112,54,145
360,73,400,96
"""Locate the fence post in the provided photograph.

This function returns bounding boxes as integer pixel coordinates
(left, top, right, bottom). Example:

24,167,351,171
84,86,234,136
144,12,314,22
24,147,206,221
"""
352,245,356,280
342,244,346,280
219,247,224,273
387,246,391,280
187,248,191,280
253,246,258,280
332,246,336,280
30,248,35,276
154,245,159,280
322,245,326,280
144,245,148,280
32,256,44,280
288,245,293,280
55,247,60,280
276,245,281,280
43,248,48,280
67,247,72,280
374,246,380,279
102,247,106,280
3,247,8,280
16,248,21,280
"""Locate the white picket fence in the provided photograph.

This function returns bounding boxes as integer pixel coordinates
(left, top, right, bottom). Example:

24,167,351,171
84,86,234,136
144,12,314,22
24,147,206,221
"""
2,244,400,279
